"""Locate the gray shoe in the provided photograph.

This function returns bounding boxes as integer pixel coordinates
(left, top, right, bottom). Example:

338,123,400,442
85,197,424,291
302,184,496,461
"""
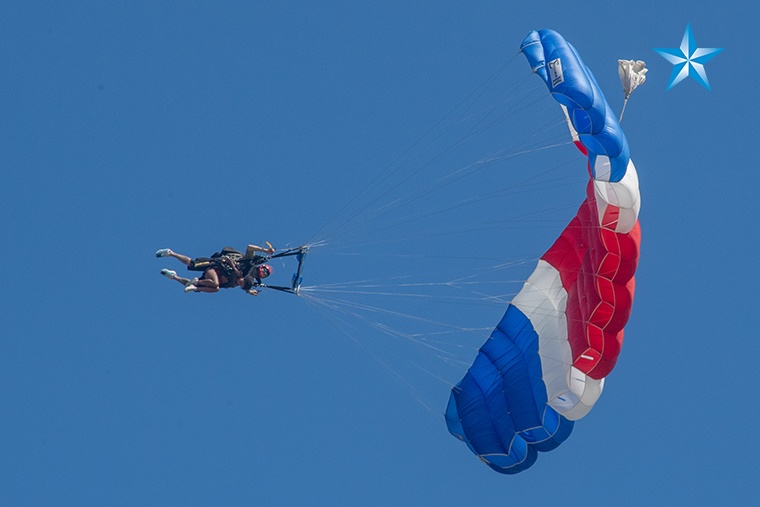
160,269,177,279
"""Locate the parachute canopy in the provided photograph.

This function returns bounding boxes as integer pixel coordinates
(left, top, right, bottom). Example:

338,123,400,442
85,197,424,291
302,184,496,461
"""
445,29,641,474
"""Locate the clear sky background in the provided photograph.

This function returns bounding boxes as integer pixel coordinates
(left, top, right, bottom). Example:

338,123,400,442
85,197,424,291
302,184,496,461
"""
2,2,757,506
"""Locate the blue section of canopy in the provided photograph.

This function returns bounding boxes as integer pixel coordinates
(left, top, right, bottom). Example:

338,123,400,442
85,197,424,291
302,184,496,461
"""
445,304,574,475
519,29,630,182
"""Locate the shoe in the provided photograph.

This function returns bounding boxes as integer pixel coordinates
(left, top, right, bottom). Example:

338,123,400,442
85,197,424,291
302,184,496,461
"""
155,248,172,258
184,284,198,293
160,269,177,279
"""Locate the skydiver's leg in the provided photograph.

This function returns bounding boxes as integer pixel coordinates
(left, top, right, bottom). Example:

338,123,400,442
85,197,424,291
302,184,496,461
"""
156,248,193,265
171,274,194,286
156,248,194,266
161,269,197,287
168,251,193,266
193,269,220,293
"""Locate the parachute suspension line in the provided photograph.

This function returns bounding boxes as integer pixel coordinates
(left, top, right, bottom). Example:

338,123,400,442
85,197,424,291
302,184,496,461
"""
299,282,501,353
317,155,579,251
305,293,449,419
311,165,582,255
301,287,502,336
301,292,446,416
412,106,570,188
300,290,488,415
297,252,539,322
308,57,551,248
300,284,516,309
308,59,518,246
316,112,571,247
457,82,557,146
302,292,470,359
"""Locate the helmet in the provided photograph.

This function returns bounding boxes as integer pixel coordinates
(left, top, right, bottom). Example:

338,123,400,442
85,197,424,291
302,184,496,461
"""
258,264,273,278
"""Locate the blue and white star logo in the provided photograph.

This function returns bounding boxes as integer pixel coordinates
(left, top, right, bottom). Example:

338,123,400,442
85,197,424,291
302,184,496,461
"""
654,24,723,90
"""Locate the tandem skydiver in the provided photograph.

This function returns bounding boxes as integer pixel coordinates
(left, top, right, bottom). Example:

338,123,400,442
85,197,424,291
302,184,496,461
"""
156,243,275,296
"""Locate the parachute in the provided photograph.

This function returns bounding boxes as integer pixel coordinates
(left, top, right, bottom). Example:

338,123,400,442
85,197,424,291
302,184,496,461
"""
618,59,647,121
445,29,641,474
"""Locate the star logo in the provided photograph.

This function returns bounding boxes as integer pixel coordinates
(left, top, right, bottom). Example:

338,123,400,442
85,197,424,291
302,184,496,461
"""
654,24,723,90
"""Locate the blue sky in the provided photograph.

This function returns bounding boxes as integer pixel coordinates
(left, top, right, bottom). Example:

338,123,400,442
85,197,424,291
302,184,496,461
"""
2,2,758,506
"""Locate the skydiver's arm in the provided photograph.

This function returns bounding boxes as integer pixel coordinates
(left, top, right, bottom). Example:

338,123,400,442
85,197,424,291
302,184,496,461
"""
245,243,275,256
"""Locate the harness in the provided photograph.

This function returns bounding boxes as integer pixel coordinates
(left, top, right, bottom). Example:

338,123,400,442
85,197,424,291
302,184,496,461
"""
188,247,246,288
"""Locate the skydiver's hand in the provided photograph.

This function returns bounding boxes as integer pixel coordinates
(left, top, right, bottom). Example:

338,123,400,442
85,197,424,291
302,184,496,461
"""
264,241,275,255
247,289,259,296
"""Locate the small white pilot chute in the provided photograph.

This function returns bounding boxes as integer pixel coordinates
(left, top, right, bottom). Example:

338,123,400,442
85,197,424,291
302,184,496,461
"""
618,59,647,121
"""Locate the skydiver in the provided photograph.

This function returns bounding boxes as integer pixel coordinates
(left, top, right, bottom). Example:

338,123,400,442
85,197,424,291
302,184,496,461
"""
156,244,275,296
